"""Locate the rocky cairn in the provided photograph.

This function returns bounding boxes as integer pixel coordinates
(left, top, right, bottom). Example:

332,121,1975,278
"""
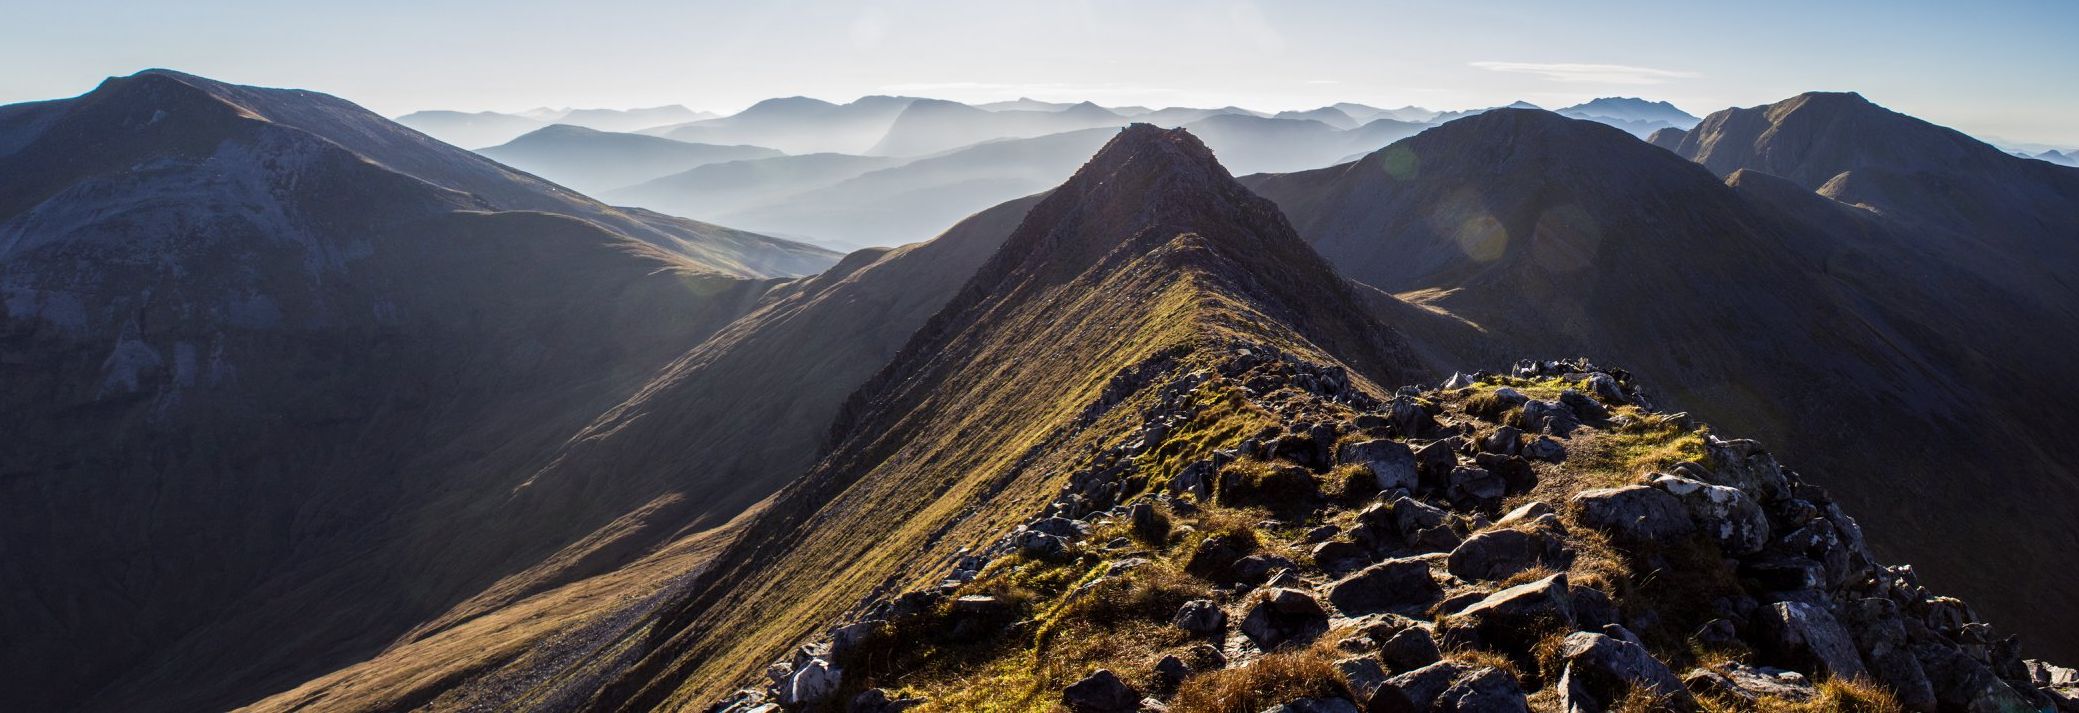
710,352,2079,713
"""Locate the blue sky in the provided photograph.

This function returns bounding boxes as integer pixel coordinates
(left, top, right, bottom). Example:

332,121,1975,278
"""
4,0,2075,146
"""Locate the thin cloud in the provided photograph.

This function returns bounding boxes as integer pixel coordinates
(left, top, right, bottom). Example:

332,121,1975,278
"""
1470,61,1701,85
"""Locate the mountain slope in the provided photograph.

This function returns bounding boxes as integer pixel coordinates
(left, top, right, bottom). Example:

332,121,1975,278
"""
237,193,1047,712
1660,91,2079,257
476,124,780,194
1245,108,2079,660
563,124,1426,709
0,70,824,712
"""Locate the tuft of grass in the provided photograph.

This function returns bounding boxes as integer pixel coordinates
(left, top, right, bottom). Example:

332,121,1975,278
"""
1215,458,1319,507
1170,643,1351,713
1698,677,1905,713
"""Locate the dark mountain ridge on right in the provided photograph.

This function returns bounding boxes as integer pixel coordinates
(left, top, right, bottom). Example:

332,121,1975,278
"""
1245,105,2079,661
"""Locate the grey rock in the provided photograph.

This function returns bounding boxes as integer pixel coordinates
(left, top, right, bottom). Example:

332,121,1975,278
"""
1651,474,1769,555
1556,629,1697,711
1340,439,1420,492
1521,400,1579,437
1062,669,1140,713
784,658,842,708
1754,602,1867,680
1447,466,1505,506
1338,656,1391,701
1571,485,1694,542
1440,573,1575,654
1380,628,1443,672
1446,525,1568,582
1372,661,1466,713
1173,599,1227,634
1328,557,1443,615
1495,501,1554,527
1523,436,1567,463
1436,667,1530,712
1480,427,1524,456
1240,588,1331,651
1559,388,1609,420
1915,643,2037,713
1681,663,1814,705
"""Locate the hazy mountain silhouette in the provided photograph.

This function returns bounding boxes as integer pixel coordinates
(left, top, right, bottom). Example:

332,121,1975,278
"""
393,108,548,148
644,95,920,154
477,124,781,194
867,98,1125,156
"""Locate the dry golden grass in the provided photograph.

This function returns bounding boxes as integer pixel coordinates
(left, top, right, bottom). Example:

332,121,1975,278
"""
1170,644,1350,713
1697,677,1905,713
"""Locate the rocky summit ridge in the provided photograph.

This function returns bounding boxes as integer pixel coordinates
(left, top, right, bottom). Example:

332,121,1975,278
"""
715,356,2079,713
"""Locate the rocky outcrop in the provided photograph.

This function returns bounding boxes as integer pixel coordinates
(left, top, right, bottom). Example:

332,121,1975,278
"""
717,359,2077,712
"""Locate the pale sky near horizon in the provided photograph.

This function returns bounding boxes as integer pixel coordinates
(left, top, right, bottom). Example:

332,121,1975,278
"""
4,0,2076,147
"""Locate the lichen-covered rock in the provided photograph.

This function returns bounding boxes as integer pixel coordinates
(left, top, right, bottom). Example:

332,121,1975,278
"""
1652,473,1769,555
782,658,842,709
1371,661,1466,713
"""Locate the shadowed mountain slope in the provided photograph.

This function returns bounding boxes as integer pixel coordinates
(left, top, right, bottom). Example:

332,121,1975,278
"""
1245,107,2079,659
0,70,828,711
235,192,1047,712
560,124,1427,710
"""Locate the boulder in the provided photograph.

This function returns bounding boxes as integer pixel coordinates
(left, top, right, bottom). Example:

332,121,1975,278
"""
1446,525,1569,582
1380,628,1443,672
1185,532,1255,582
1754,602,1867,680
1651,474,1769,555
1240,588,1331,651
1914,643,2038,713
1681,663,1814,705
1439,573,1575,654
1435,667,1530,712
1172,599,1226,634
1559,388,1609,420
1556,629,1697,711
1480,427,1524,456
1571,486,1693,542
1523,437,1567,463
1521,400,1579,437
1328,557,1444,615
1414,440,1460,490
1447,466,1506,507
1338,656,1391,703
783,658,842,709
1371,661,1466,713
1340,439,1421,492
1499,503,1554,529
1061,669,1140,713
